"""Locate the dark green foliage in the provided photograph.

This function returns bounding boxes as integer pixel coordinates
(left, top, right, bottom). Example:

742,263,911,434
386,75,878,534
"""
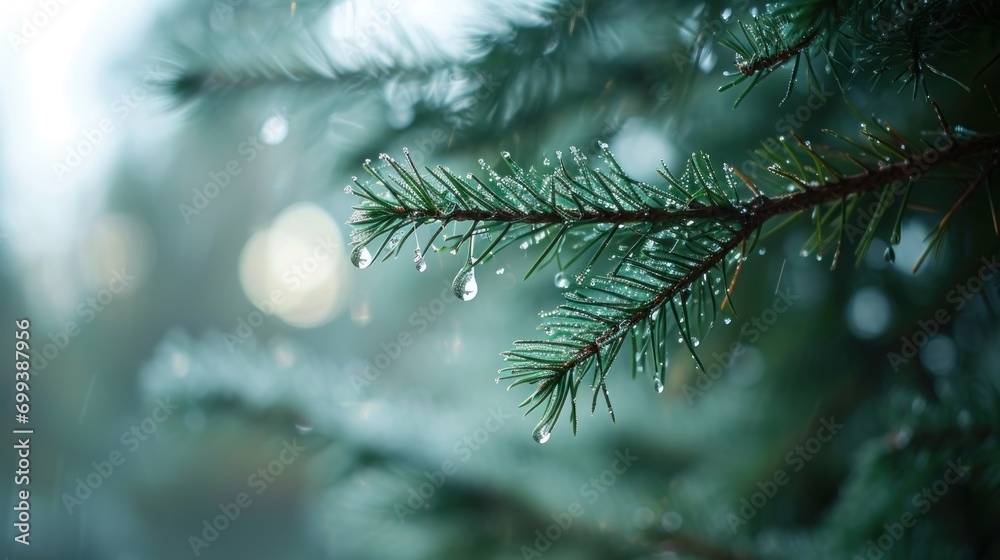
160,0,1000,558
718,0,1000,106
348,116,1000,439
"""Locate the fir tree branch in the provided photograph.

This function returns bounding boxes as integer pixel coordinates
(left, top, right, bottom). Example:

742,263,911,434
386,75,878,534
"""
755,132,1000,221
719,1,1000,105
347,124,1000,440
351,132,1000,241
735,28,819,77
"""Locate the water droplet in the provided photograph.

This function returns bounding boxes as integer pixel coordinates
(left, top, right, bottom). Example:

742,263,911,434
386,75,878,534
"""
653,377,664,394
554,271,570,289
453,266,479,301
494,376,500,384
496,267,505,275
724,317,732,325
414,248,427,272
351,246,373,269
758,247,766,256
519,241,530,250
532,426,551,444
799,250,809,258
344,185,353,195
884,246,895,263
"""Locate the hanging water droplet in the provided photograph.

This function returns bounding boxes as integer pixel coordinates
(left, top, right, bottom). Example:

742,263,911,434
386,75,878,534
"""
494,376,500,384
532,426,551,444
884,246,895,263
453,266,479,301
413,248,427,272
758,247,766,256
351,246,373,269
653,377,664,394
554,271,570,289
344,185,353,195
724,317,732,325
799,250,809,258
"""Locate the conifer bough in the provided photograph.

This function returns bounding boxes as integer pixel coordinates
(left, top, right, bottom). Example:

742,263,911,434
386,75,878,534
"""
345,0,1000,442
347,116,1000,442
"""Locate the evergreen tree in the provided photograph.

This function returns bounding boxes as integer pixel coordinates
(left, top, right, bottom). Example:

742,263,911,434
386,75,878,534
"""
134,1,1000,558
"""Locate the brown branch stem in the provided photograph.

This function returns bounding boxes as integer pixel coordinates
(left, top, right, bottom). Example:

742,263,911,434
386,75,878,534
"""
392,133,1000,231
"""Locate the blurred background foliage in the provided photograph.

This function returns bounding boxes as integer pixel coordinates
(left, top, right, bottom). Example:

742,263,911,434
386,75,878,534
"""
2,0,999,559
